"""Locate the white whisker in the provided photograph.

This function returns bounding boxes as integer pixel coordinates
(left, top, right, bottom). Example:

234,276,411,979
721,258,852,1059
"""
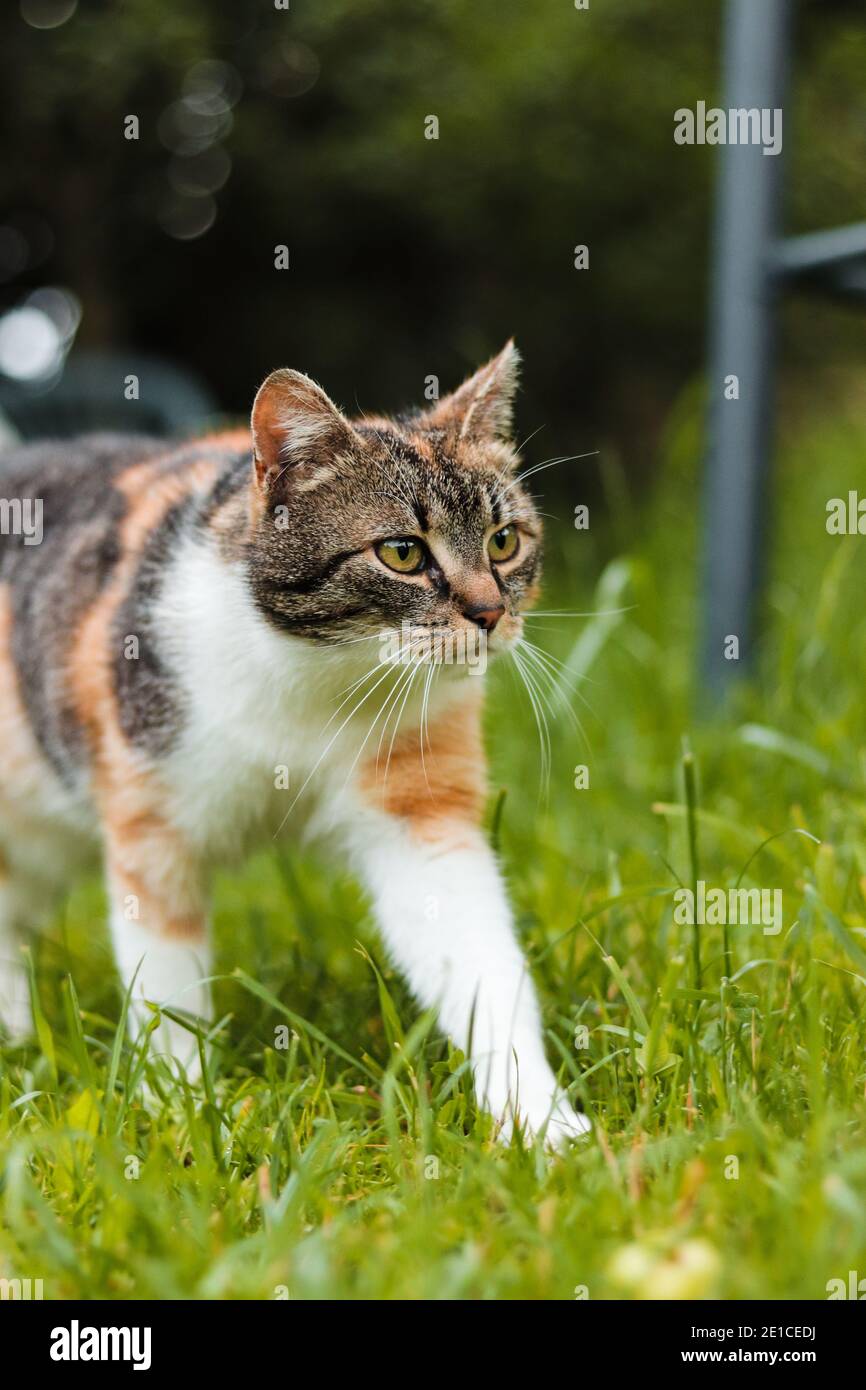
418,661,436,794
375,652,423,772
524,606,635,619
500,450,599,497
381,659,424,798
273,655,405,834
511,645,551,794
340,655,424,799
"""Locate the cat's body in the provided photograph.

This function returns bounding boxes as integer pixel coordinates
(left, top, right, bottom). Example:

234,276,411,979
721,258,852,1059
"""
0,344,588,1146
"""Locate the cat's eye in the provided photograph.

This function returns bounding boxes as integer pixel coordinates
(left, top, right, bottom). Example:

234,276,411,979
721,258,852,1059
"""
375,537,426,574
487,525,519,564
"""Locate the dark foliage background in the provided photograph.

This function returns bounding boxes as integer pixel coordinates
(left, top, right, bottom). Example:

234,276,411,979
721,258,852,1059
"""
1,0,864,470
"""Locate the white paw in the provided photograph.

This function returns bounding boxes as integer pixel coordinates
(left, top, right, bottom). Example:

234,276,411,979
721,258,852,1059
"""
0,977,33,1045
541,1094,592,1149
131,1007,205,1084
0,1011,33,1045
487,1077,591,1150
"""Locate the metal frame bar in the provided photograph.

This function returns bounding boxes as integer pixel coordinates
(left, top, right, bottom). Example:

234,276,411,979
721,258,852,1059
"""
701,3,866,701
701,0,792,700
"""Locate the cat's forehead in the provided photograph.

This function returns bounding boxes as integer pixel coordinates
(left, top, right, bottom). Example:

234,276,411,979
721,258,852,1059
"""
354,423,513,526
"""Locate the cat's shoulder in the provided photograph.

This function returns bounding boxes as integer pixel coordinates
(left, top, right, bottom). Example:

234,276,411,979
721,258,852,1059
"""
0,432,166,496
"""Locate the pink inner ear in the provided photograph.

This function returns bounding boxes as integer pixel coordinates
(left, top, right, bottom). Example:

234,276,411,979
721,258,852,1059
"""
251,370,353,489
251,383,289,487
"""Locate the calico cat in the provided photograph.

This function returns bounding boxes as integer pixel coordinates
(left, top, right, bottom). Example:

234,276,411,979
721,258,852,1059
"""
0,342,589,1146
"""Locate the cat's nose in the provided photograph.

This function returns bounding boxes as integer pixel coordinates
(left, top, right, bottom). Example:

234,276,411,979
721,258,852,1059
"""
465,601,505,632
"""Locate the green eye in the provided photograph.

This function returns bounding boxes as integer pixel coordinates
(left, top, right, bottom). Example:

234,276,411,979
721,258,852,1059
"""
488,525,519,563
375,537,426,574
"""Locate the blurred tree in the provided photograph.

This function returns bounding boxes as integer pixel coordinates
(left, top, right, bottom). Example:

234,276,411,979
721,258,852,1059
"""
1,0,863,469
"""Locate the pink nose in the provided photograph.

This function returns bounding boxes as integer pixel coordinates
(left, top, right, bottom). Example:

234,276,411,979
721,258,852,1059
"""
465,602,505,632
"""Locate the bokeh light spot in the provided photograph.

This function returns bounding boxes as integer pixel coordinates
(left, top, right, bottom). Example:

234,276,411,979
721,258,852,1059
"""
20,0,77,30
0,306,64,381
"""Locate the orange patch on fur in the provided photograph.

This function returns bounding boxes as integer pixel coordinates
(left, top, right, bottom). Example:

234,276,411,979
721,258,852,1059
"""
102,789,206,940
65,453,224,940
71,453,221,751
524,578,542,608
359,686,486,839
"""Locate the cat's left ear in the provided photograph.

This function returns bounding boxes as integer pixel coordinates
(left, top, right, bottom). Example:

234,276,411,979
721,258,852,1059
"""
251,368,360,492
420,340,520,444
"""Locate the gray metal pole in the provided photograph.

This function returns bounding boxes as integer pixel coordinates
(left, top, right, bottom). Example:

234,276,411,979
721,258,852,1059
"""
701,0,792,700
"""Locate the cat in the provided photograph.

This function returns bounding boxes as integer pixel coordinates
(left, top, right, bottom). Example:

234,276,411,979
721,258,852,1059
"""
0,341,589,1147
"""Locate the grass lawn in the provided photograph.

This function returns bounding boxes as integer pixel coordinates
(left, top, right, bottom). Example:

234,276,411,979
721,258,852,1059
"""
2,386,866,1301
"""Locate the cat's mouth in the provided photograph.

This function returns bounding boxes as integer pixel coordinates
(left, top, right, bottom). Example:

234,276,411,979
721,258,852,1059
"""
374,613,522,679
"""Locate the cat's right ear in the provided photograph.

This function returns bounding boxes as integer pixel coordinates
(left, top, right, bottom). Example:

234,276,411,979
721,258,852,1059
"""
251,369,359,493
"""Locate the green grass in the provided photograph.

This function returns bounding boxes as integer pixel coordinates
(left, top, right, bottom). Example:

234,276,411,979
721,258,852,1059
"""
3,383,866,1300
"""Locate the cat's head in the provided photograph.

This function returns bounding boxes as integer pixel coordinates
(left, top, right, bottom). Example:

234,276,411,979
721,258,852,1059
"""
246,342,540,671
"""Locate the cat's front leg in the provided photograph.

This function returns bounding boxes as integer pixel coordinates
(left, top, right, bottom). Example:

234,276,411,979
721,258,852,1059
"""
0,901,31,1042
349,684,589,1145
102,807,212,1075
353,815,588,1145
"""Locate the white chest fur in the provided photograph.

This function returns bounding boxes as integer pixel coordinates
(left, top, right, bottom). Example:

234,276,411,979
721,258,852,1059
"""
152,536,466,855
